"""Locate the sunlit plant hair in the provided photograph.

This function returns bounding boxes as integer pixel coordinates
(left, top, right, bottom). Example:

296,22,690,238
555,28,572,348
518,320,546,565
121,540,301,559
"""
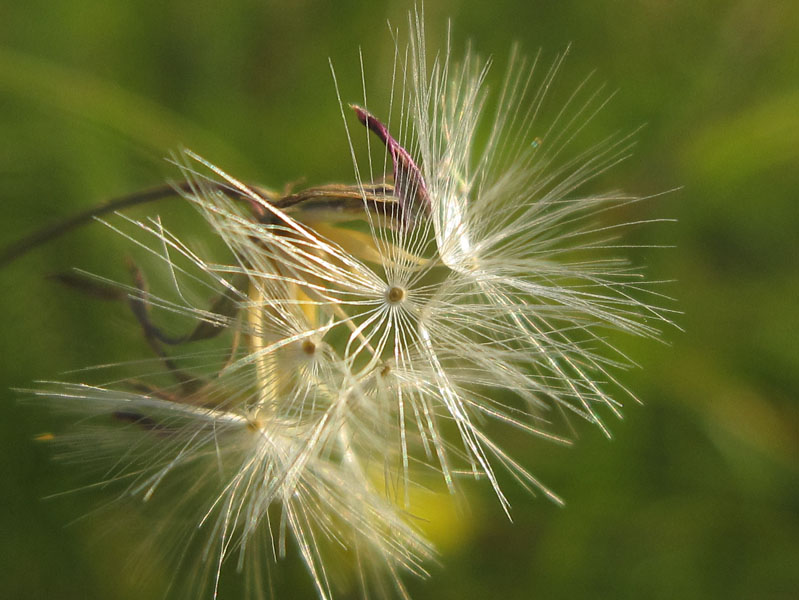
15,8,673,600
331,11,673,508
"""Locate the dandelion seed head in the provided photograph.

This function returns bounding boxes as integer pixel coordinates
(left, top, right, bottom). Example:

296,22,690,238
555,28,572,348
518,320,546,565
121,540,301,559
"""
18,8,674,599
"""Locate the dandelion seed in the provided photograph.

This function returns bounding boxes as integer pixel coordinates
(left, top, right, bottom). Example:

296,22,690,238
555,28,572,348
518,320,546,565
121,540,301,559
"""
329,12,674,506
12,9,673,600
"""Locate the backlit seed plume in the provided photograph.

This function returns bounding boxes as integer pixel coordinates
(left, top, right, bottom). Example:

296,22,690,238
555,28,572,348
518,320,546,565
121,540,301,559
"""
20,9,672,600
331,12,674,507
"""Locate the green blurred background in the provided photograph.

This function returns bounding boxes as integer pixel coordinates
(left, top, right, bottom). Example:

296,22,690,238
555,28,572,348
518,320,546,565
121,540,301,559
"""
1,1,797,599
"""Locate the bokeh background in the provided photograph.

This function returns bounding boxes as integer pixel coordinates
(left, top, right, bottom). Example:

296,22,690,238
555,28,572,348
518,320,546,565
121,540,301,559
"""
1,1,797,599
